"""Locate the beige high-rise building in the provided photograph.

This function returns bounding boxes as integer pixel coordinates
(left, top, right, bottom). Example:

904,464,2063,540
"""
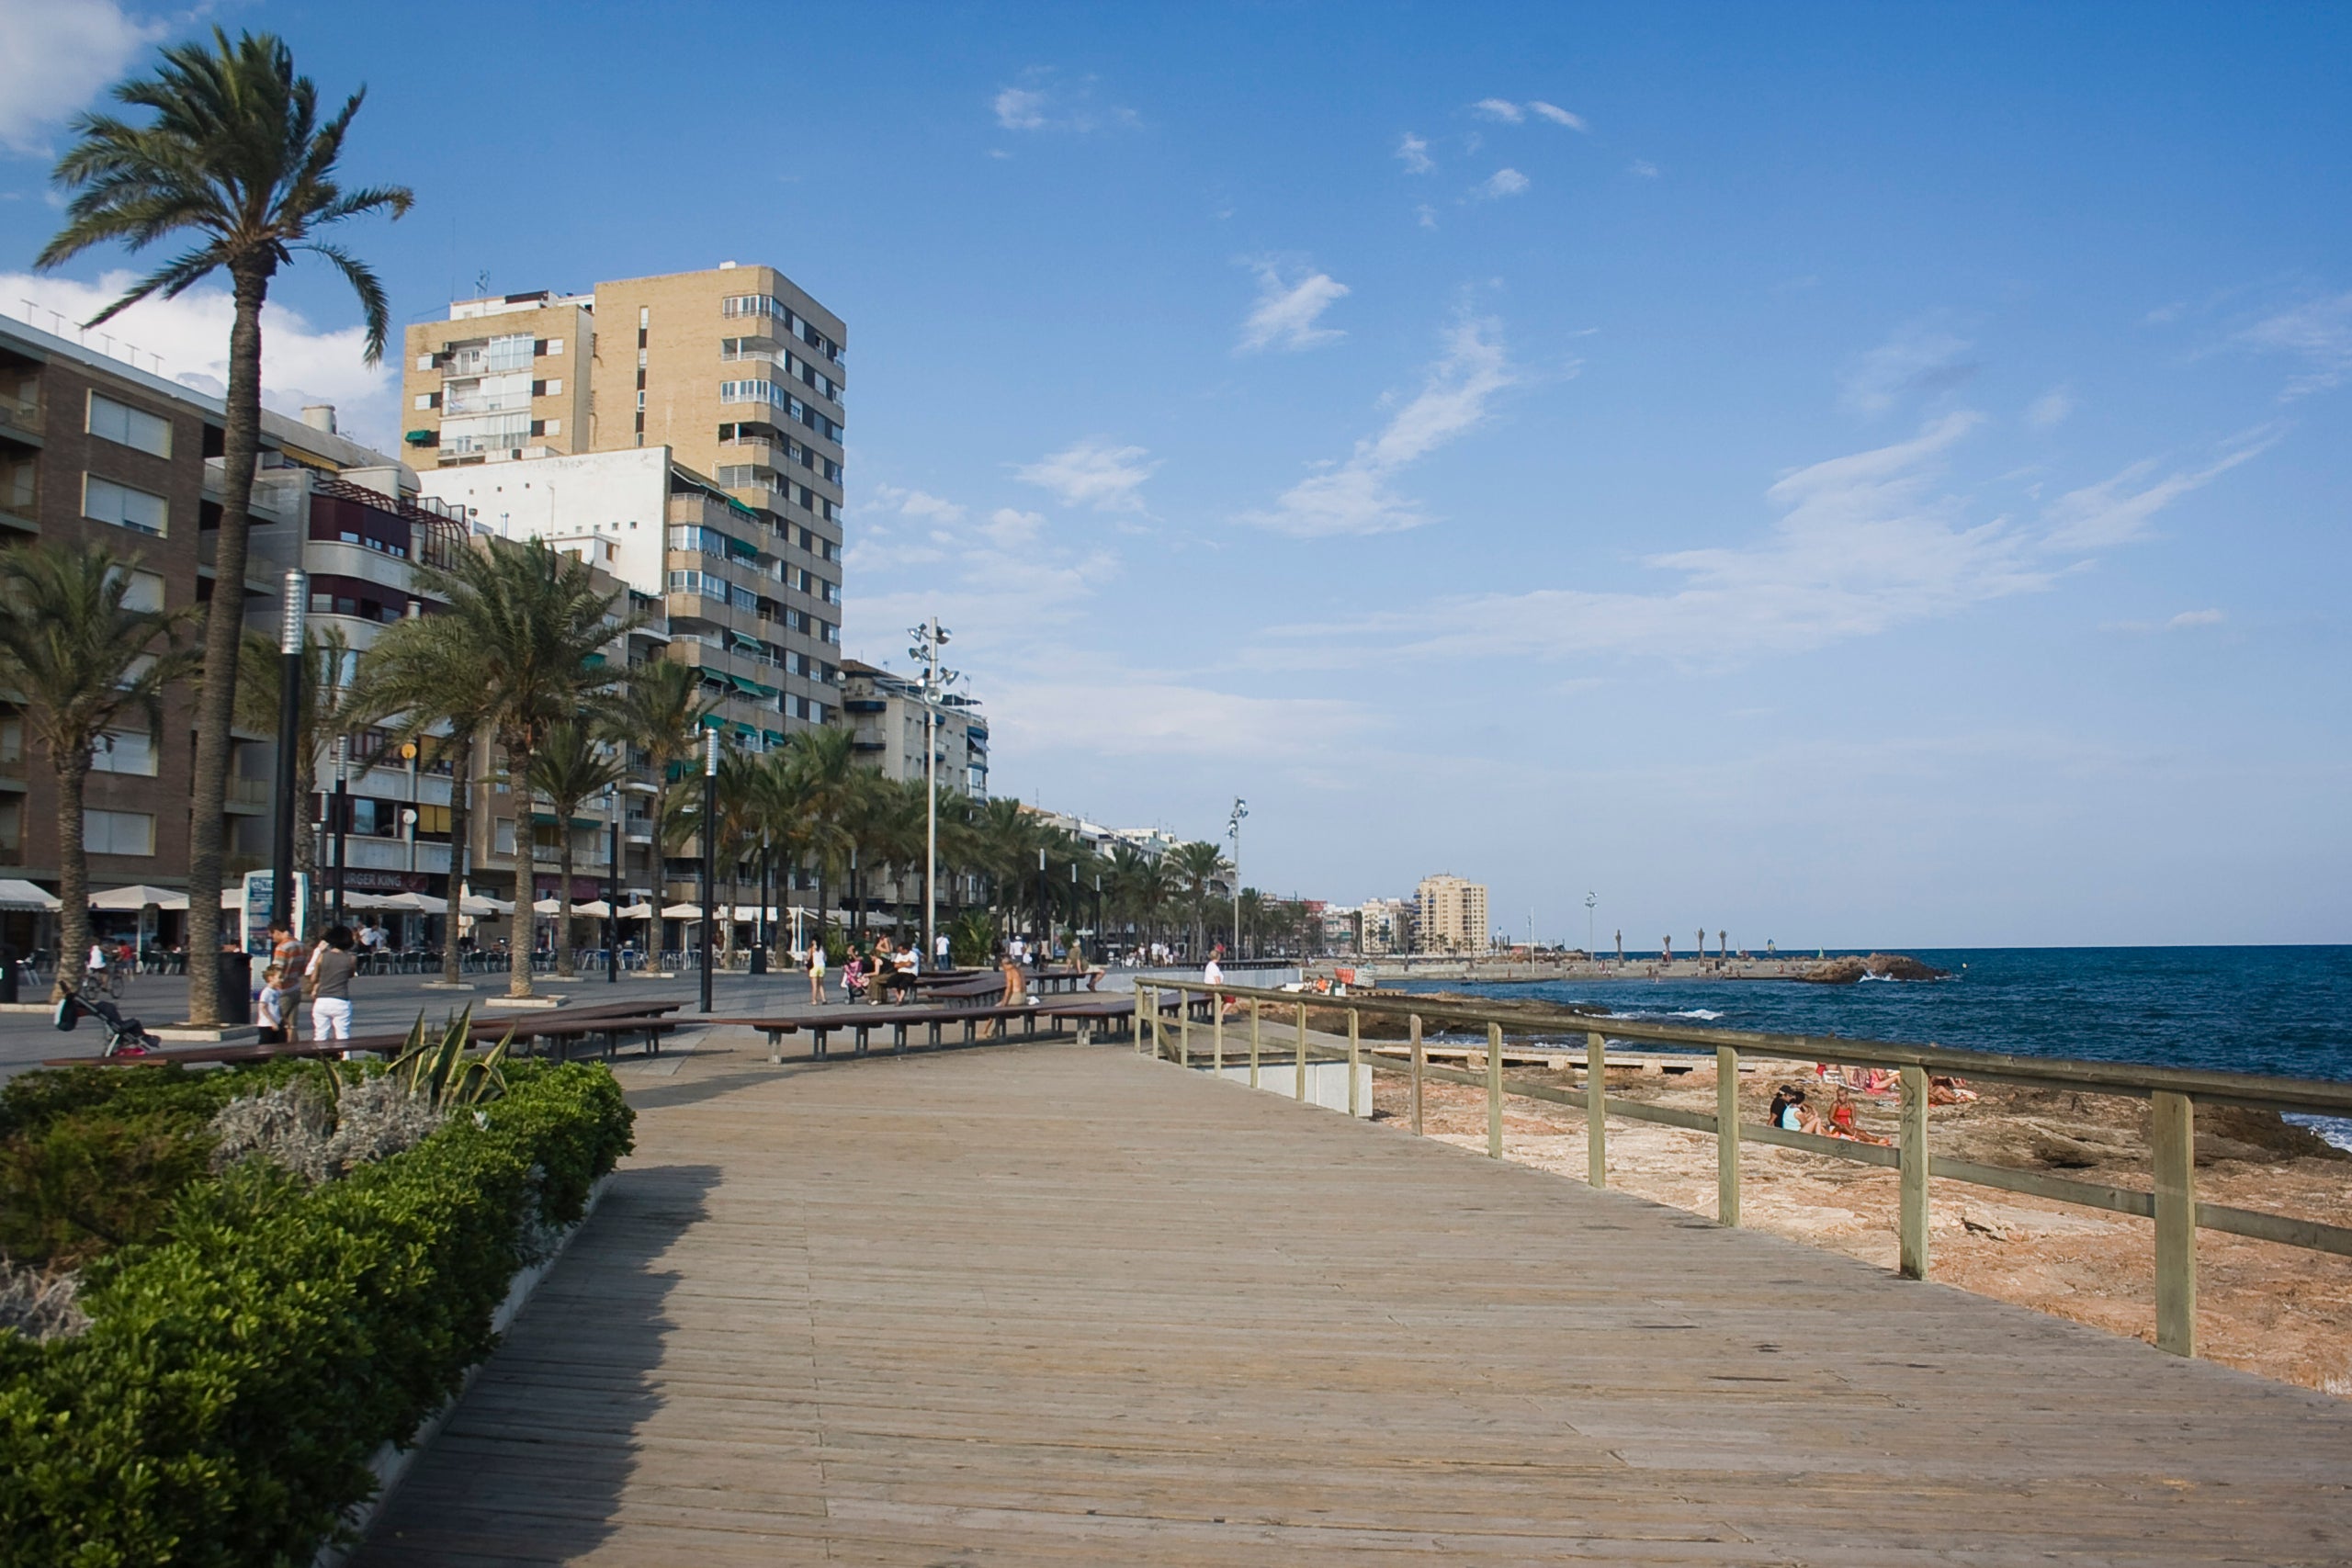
1415,874,1489,954
400,262,848,758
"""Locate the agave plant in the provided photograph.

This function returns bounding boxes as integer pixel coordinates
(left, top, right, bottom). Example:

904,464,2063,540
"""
380,1007,511,1109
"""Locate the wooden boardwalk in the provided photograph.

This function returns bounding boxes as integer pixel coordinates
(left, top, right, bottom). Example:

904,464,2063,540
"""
356,1039,2352,1565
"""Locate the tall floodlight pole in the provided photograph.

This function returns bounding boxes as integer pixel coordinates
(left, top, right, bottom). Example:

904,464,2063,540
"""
1585,891,1597,960
331,736,349,930
1227,798,1247,959
699,729,719,1014
908,618,956,965
269,570,306,933
605,781,620,986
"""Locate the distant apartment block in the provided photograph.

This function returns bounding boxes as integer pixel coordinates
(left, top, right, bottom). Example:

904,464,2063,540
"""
1415,874,1489,953
840,660,987,798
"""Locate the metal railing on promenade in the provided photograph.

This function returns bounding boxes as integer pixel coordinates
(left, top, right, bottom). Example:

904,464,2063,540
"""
1137,978,2352,1363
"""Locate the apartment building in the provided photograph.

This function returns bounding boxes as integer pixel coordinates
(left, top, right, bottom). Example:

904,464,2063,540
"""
1414,874,1490,954
840,660,988,798
399,263,847,745
1324,897,1414,955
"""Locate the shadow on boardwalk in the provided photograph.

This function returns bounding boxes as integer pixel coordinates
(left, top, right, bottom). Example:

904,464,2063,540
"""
354,1163,719,1565
354,1042,2352,1566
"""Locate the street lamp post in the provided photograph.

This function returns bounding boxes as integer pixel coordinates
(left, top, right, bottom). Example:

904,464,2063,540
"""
907,619,956,965
269,570,306,934
605,781,620,986
1227,798,1247,959
1585,891,1597,962
331,736,349,930
699,729,718,1014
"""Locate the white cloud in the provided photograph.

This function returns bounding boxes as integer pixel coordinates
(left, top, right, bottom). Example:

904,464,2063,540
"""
1396,132,1432,174
869,484,967,525
2038,434,2275,552
1471,98,1525,123
0,0,164,154
1014,438,1159,513
1241,316,1515,537
2025,386,2075,429
1628,158,1660,178
2168,608,2225,628
988,73,1137,135
1236,260,1349,354
1416,204,1438,231
982,507,1045,547
1474,168,1530,199
1527,101,1587,130
2,268,400,448
1840,321,1977,415
2237,290,2352,398
989,677,1376,762
992,86,1048,130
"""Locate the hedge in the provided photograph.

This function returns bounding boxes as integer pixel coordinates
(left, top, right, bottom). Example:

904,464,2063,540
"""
0,1059,634,1567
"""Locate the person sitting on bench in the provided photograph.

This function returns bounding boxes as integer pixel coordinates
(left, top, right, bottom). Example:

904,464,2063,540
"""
873,936,920,1002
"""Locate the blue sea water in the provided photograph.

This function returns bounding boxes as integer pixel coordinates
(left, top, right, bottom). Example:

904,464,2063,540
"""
1393,946,2352,1147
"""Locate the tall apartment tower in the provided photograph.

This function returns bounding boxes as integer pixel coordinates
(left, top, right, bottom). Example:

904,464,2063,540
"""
1415,874,1490,954
400,263,848,751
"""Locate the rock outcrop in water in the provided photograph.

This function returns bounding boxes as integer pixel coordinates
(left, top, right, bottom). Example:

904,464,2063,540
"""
1800,953,1951,984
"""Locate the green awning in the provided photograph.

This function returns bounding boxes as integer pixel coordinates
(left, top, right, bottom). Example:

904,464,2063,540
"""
729,632,764,653
582,652,606,668
727,673,778,700
761,730,786,746
729,721,756,737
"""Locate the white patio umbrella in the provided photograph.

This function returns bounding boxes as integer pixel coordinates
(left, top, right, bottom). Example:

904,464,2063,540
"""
0,879,61,912
616,901,655,919
461,894,513,917
567,898,613,919
89,885,187,910
380,891,447,913
662,903,703,919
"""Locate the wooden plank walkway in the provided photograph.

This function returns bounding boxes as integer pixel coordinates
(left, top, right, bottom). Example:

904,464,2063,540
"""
356,1039,2352,1565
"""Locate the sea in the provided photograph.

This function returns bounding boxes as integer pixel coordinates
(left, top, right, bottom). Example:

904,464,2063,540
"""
1391,946,2352,1150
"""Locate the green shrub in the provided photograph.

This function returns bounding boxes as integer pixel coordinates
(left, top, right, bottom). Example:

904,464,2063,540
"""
0,1059,633,1566
0,1107,218,1269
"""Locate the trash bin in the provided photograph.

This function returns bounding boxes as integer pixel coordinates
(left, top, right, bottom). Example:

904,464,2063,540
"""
0,945,17,1006
749,945,768,976
216,950,252,1026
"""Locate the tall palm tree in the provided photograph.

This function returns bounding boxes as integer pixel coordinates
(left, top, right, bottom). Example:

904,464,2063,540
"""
525,720,623,979
784,726,858,932
1170,840,1231,960
0,542,195,997
601,659,718,913
348,631,493,989
376,540,630,998
232,625,363,935
40,28,412,1023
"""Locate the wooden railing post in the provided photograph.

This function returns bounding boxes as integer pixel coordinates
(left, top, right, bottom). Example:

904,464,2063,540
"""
1716,1046,1740,1227
1295,1001,1307,1102
1899,1064,1929,1280
1212,998,1225,1075
1146,987,1161,1059
1586,1031,1607,1187
1487,1022,1504,1157
1408,1013,1424,1135
1347,1008,1361,1118
1178,987,1192,1068
1249,998,1261,1089
2153,1089,2198,1358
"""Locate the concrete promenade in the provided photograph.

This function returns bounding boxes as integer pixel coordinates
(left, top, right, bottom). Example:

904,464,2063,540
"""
353,1036,2352,1565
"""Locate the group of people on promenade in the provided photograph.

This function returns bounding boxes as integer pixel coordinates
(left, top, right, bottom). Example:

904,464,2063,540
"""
254,921,362,1047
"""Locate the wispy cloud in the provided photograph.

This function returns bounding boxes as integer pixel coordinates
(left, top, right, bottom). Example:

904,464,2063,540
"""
1240,316,1516,536
1473,168,1530,200
1840,320,1978,416
2038,433,2277,552
2103,608,2227,635
1015,438,1159,513
869,484,967,525
989,677,1377,763
1471,98,1525,123
2025,386,2075,429
2,269,398,448
989,71,1138,134
2237,290,2352,399
1628,158,1660,177
1237,259,1350,354
0,0,164,154
1396,132,1432,174
1471,98,1588,130
1527,101,1587,130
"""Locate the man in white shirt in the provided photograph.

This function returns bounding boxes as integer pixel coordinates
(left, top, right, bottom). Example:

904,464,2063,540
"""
1204,953,1223,987
934,931,950,967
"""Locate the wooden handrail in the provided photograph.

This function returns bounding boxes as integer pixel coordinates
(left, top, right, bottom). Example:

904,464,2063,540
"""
1136,976,2352,1363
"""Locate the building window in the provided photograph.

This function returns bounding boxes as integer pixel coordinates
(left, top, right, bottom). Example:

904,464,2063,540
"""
92,728,158,776
109,568,165,612
85,808,155,856
86,392,172,457
82,474,168,536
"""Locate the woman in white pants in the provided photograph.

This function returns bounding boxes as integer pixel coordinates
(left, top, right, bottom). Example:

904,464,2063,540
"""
306,926,360,1049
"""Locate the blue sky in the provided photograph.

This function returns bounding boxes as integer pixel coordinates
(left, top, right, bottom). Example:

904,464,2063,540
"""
4,1,2348,946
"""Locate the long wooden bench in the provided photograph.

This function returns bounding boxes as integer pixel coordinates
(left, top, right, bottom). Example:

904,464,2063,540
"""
710,995,1136,1064
48,1001,684,1069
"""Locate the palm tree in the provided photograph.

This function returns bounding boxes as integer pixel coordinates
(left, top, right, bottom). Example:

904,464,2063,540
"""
348,630,493,989
0,542,195,997
377,540,630,998
525,720,623,979
232,625,363,935
784,726,858,931
1170,840,1231,959
40,29,413,1023
601,659,718,912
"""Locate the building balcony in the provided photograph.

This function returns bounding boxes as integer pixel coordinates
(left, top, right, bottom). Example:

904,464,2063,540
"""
0,385,40,448
224,776,271,814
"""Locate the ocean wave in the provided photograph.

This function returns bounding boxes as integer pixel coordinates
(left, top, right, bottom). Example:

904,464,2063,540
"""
2286,1113,2352,1155
1669,1009,1724,1021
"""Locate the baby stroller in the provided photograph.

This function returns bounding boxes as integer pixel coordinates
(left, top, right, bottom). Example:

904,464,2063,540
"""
53,978,161,1058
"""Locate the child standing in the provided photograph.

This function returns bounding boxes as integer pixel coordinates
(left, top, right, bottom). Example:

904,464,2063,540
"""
255,964,288,1044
